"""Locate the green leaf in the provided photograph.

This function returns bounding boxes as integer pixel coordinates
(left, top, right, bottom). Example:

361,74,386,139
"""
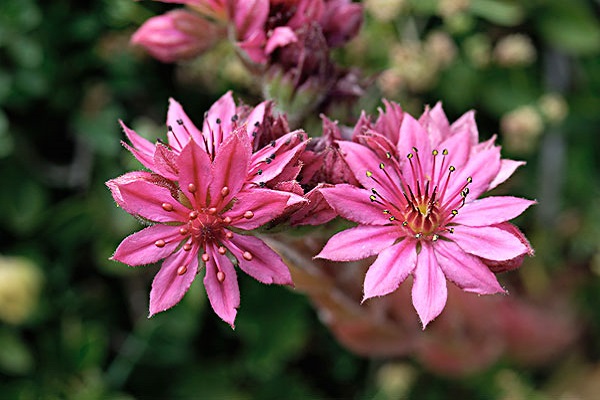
0,329,34,375
469,0,525,26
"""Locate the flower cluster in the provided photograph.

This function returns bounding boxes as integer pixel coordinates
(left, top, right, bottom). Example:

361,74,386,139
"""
109,94,534,328
131,0,365,122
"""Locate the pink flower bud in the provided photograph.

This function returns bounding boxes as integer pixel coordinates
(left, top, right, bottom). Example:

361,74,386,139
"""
320,0,363,47
131,10,223,63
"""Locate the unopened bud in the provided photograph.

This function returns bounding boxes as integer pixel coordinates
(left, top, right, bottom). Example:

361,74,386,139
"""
494,34,536,67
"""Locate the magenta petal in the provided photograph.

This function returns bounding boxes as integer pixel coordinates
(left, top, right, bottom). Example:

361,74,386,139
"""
453,196,536,226
434,240,505,294
166,98,203,151
488,159,525,190
112,224,183,266
226,234,292,285
177,140,212,209
149,247,199,316
451,225,529,261
203,245,240,327
107,171,156,213
202,91,236,147
412,242,447,328
118,180,189,223
250,131,307,184
363,238,417,300
290,185,337,226
265,26,298,54
120,121,156,170
153,142,179,180
225,188,300,230
436,124,471,169
209,133,251,208
319,184,391,225
316,225,401,262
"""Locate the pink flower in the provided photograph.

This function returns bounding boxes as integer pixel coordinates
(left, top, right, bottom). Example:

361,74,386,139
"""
316,105,535,327
108,133,305,326
131,10,223,63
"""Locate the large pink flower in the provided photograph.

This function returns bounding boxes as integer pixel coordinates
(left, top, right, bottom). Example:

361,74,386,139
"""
316,106,535,327
108,132,304,326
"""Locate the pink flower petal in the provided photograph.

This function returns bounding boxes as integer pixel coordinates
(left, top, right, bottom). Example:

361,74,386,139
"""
290,185,337,226
444,145,500,202
177,140,212,209
488,159,526,191
120,121,156,170
107,171,158,213
451,225,529,261
202,91,236,149
209,132,251,208
319,184,393,226
225,188,301,230
118,180,189,223
434,240,505,295
453,196,536,226
315,225,401,262
450,109,479,147
152,142,179,180
336,141,403,203
482,222,533,273
112,224,183,266
363,238,417,300
397,114,432,174
203,244,240,327
226,233,292,285
250,131,307,184
418,102,448,145
374,99,404,144
167,98,203,151
436,123,471,170
265,26,298,54
412,242,447,328
149,247,199,316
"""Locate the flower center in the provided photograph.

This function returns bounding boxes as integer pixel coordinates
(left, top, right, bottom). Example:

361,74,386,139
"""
187,208,230,245
367,147,471,241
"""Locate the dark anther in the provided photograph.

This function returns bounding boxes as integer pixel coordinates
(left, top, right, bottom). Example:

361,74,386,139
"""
176,119,184,125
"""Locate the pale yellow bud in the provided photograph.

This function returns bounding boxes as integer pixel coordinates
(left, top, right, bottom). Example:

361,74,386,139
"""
0,256,43,325
538,93,568,124
377,69,405,97
494,34,536,67
500,105,544,154
365,0,408,22
424,31,457,68
464,34,492,68
438,0,470,18
376,363,417,399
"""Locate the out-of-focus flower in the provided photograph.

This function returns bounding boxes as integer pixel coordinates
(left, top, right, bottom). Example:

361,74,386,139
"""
108,133,305,326
464,33,492,68
493,34,537,67
538,93,569,124
438,0,470,18
500,105,544,154
0,256,43,325
365,0,407,22
317,103,534,327
424,31,457,68
131,10,224,63
320,0,363,47
376,363,417,399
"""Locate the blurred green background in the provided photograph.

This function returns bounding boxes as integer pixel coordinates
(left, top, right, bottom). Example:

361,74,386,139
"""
1,0,600,398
